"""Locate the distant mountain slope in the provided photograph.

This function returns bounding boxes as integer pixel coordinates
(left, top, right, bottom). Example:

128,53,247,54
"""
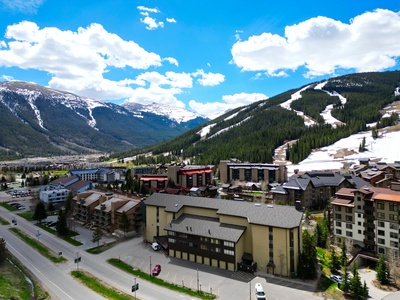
113,71,400,165
0,81,208,160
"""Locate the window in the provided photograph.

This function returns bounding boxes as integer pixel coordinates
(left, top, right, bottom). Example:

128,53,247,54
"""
358,221,362,226
357,213,362,218
345,215,353,222
378,238,385,244
211,247,221,253
210,239,220,244
390,232,398,239
390,223,399,230
377,201,385,210
346,223,353,229
390,241,399,248
346,231,353,237
336,221,342,227
358,230,362,234
224,249,234,256
377,212,385,219
378,221,385,227
169,231,176,236
223,241,234,247
336,206,342,211
179,233,188,238
336,229,342,235
378,230,385,236
378,247,386,254
390,214,398,221
200,244,208,250
345,207,352,213
357,205,362,210
335,213,342,220
168,238,176,243
200,237,208,242
389,203,398,212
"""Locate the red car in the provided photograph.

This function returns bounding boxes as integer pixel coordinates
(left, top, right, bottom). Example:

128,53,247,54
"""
152,264,161,276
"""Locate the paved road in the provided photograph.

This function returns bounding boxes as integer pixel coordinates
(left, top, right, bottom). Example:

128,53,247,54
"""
1,191,398,300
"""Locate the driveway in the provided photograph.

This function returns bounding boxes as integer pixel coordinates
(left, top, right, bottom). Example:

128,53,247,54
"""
358,266,394,300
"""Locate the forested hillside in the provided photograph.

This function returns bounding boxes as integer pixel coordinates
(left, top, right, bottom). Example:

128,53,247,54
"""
114,71,400,166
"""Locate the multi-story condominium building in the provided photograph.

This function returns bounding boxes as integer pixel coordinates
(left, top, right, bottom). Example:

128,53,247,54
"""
331,185,400,257
73,191,142,233
39,175,92,204
139,174,168,192
144,193,303,276
219,160,287,184
271,172,369,210
168,165,213,190
69,168,117,183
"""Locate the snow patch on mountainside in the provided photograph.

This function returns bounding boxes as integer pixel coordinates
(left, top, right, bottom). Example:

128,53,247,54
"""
314,81,347,128
198,123,216,138
280,85,316,126
208,116,252,139
286,127,400,176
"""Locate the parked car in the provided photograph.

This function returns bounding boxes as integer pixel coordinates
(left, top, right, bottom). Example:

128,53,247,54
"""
330,275,342,283
151,242,161,251
17,205,26,210
254,283,266,299
152,264,161,276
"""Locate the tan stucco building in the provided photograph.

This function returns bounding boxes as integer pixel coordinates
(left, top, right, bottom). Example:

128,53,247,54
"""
144,193,303,276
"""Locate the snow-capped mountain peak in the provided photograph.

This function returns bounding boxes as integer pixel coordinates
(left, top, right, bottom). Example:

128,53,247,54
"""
121,102,208,124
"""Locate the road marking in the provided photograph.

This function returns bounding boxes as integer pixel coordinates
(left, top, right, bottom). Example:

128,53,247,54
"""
7,243,74,300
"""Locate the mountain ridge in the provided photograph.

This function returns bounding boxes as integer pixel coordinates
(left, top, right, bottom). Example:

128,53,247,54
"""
0,81,208,160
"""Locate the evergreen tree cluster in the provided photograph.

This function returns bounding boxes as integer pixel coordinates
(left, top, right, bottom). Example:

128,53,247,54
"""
290,90,341,124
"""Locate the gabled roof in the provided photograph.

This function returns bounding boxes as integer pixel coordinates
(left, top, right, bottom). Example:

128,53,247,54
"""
165,214,246,242
145,193,303,229
115,200,140,213
50,175,79,186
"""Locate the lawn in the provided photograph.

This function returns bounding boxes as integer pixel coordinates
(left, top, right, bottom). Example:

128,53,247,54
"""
0,255,50,300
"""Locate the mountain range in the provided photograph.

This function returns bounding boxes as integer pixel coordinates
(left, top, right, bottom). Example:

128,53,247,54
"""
1,71,400,164
0,81,208,160
114,71,400,166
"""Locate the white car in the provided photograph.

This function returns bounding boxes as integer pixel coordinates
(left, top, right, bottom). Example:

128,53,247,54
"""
151,242,161,251
330,275,342,283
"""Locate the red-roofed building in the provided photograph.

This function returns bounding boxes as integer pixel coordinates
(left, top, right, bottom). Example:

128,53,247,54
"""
139,174,168,192
168,165,213,190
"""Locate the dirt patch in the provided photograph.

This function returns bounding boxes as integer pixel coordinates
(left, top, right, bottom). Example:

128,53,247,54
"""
372,279,399,292
331,148,357,159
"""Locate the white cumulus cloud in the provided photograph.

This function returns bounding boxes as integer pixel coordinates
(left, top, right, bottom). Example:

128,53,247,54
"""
137,6,160,13
166,18,177,23
0,21,182,102
140,16,164,30
189,92,268,118
192,69,225,86
231,9,400,77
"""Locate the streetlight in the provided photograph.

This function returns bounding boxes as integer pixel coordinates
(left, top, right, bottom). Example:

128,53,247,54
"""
149,255,152,277
197,269,199,292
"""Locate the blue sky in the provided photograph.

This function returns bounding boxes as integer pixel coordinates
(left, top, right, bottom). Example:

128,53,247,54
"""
0,0,399,118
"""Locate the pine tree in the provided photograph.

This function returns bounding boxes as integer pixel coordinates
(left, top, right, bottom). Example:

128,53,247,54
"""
56,209,69,236
376,254,389,284
340,266,351,293
362,280,369,299
119,211,131,237
33,201,47,224
351,263,363,298
340,241,347,267
330,248,341,274
297,230,317,279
